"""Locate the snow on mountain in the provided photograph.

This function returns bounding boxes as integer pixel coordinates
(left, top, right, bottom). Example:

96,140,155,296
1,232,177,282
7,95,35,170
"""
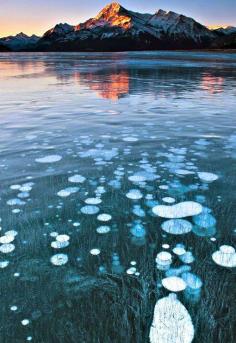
0,32,40,51
2,2,233,51
43,23,74,38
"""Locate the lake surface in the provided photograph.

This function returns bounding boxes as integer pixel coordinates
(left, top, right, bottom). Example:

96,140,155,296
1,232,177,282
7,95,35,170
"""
0,51,236,343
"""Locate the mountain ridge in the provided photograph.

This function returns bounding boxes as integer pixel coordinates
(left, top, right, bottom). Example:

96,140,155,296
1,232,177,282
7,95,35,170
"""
0,2,235,51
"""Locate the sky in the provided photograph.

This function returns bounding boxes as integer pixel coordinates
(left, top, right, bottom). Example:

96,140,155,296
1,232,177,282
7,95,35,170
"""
0,0,236,37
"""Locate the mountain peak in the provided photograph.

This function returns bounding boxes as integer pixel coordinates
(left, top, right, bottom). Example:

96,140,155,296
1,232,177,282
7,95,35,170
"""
95,2,124,19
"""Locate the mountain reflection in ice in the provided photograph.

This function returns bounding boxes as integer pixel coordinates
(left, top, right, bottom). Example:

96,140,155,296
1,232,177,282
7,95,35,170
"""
0,51,236,343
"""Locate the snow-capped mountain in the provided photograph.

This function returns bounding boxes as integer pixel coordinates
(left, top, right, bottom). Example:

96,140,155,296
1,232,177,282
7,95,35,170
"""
0,32,39,51
0,3,234,51
35,2,216,51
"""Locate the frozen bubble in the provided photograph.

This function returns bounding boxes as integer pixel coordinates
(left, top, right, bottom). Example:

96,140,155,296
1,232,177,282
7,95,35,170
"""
162,197,175,204
123,136,138,142
156,252,172,266
20,185,33,192
212,245,236,268
97,214,112,222
90,248,101,255
96,226,111,234
179,252,195,264
50,232,58,237
126,189,143,200
85,198,102,205
175,169,195,175
149,294,194,343
132,205,145,217
5,230,18,237
152,201,202,219
50,253,68,266
56,234,70,242
35,155,62,163
166,265,191,277
128,174,146,183
162,276,186,292
68,174,86,183
173,245,186,256
0,235,15,244
21,319,30,326
159,185,169,190
81,205,99,215
192,225,216,237
17,192,30,199
162,219,193,235
12,209,21,213
126,267,137,275
198,172,219,182
0,243,15,253
193,213,216,228
7,198,26,206
130,223,146,238
10,184,21,190
162,244,170,249
51,241,69,249
181,272,203,290
0,260,9,268
57,190,71,197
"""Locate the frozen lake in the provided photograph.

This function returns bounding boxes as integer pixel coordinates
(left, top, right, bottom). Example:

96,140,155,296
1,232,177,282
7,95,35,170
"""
0,51,236,343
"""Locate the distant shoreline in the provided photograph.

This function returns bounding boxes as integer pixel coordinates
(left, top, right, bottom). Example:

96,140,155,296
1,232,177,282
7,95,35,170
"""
0,49,236,54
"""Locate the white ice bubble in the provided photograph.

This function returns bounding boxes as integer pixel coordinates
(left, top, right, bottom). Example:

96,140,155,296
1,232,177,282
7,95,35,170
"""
85,198,102,205
21,319,30,326
128,174,146,183
35,155,62,163
57,190,71,197
149,294,194,343
90,248,101,255
175,169,195,175
96,226,111,234
97,214,112,222
123,136,138,142
126,189,143,200
212,245,236,268
7,199,26,206
50,253,68,266
51,241,69,249
173,245,186,256
68,174,86,183
162,276,186,292
56,234,70,242
0,235,15,244
161,219,193,235
162,197,175,204
152,201,202,219
126,267,137,275
197,172,219,182
0,260,9,268
81,205,100,215
0,243,15,253
156,252,172,269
